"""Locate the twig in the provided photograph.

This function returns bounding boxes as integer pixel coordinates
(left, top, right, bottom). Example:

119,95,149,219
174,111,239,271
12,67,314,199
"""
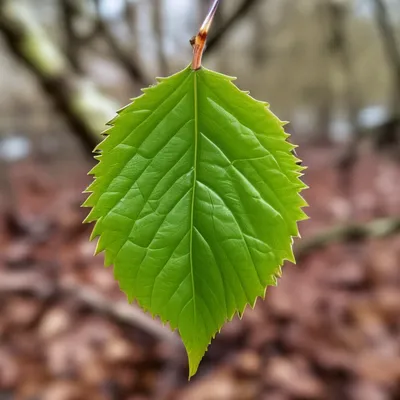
0,271,54,297
98,20,149,85
62,281,179,343
206,0,261,54
93,0,149,86
0,270,180,343
296,217,400,259
192,0,220,70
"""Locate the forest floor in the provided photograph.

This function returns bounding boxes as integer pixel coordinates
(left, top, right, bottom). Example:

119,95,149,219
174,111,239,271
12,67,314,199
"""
0,145,399,400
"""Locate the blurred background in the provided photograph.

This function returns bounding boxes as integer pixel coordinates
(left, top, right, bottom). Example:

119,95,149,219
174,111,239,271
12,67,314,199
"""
0,0,399,399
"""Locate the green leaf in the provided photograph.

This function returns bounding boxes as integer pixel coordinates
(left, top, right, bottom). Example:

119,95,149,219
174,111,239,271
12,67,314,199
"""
83,65,307,377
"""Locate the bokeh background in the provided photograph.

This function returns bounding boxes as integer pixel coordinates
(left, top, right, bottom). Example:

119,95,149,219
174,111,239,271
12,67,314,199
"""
0,0,399,399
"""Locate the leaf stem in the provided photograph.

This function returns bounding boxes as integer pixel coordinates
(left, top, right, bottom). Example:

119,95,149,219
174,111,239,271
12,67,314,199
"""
191,0,220,70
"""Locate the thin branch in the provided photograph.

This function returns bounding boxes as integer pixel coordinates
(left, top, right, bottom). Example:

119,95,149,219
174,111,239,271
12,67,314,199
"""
192,0,220,69
100,21,149,85
124,0,137,37
93,0,149,86
296,217,400,259
0,0,116,154
0,270,180,343
206,0,262,54
63,282,179,343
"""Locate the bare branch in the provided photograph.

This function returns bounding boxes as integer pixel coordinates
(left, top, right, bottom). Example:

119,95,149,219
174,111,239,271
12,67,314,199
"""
206,0,261,54
0,270,180,343
62,282,180,343
0,0,117,154
93,0,149,86
296,217,400,259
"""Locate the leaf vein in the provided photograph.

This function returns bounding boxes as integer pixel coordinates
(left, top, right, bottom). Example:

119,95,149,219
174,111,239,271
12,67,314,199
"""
197,180,264,288
150,231,190,310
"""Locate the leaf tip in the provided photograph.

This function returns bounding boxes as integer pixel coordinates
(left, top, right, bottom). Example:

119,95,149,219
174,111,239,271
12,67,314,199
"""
187,352,203,380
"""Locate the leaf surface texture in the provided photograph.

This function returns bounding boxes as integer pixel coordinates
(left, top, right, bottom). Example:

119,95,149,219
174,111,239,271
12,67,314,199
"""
84,66,307,377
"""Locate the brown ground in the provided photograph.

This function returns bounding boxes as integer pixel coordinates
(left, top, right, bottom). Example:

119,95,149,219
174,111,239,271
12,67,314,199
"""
0,145,399,400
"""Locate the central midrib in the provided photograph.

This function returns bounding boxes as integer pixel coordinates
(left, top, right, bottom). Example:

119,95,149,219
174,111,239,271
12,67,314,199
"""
189,69,199,322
